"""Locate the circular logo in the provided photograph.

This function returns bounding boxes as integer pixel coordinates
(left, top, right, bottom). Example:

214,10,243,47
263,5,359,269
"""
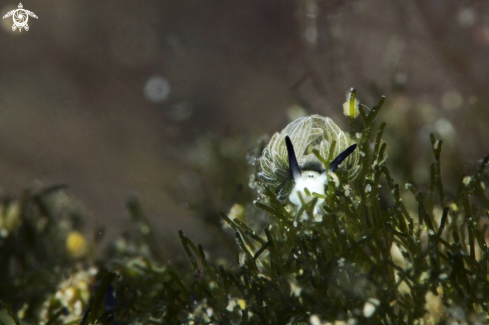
13,9,28,28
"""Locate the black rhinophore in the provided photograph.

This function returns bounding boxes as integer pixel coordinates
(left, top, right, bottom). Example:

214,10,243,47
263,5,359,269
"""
329,144,358,172
285,136,302,181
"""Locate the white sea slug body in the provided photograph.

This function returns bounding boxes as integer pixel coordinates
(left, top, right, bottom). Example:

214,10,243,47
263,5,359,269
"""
258,115,360,210
288,170,328,206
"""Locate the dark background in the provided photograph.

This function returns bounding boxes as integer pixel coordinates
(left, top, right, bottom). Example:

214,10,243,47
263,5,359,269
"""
1,0,488,257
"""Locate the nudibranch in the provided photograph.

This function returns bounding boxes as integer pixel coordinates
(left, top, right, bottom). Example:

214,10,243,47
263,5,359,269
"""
258,115,360,210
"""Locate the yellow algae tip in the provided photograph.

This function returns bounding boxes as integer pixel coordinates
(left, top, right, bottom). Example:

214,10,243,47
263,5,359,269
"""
237,299,246,310
66,231,88,258
343,89,360,118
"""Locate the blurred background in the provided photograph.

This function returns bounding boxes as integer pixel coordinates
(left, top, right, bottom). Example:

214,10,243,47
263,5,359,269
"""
1,0,489,259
